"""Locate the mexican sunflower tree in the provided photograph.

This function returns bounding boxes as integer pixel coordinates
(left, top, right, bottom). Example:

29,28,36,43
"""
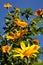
0,3,43,65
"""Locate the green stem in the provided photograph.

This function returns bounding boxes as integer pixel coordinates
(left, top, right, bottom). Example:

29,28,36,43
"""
8,8,9,13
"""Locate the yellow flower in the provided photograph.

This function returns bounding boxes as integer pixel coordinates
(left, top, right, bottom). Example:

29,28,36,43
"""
2,45,10,53
13,41,40,59
4,3,12,8
13,19,28,28
15,8,20,12
5,29,27,40
5,33,14,40
33,9,43,17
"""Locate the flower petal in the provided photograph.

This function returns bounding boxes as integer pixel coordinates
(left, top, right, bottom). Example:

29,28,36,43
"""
13,53,24,58
13,48,23,53
33,54,37,57
20,41,26,51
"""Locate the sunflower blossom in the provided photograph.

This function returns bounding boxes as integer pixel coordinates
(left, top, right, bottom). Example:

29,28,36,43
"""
13,19,28,28
13,41,40,59
5,29,27,40
2,45,11,53
4,3,12,8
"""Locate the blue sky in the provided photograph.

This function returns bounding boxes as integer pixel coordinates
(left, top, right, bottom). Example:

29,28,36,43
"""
0,0,43,60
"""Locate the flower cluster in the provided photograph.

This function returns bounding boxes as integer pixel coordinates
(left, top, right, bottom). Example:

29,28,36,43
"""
1,3,43,65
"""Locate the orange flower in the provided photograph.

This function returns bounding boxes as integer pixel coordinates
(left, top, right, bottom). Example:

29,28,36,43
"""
23,44,39,58
14,29,27,40
2,45,10,53
21,29,27,36
4,3,12,8
6,29,27,40
13,19,28,28
32,39,39,44
33,9,43,17
13,41,40,58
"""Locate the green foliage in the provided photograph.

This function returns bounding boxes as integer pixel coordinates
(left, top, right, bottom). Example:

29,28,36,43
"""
0,35,3,40
0,6,43,65
37,27,43,34
33,60,43,65
24,8,33,15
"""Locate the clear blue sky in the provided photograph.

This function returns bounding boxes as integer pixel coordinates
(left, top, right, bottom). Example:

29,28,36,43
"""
0,0,43,60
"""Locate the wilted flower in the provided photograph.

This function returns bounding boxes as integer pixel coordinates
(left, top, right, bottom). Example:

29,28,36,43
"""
15,8,20,12
33,9,43,17
32,39,39,44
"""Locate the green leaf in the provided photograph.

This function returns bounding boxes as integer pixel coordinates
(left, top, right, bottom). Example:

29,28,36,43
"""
5,22,11,25
33,60,43,65
0,35,3,40
32,18,43,24
5,17,11,22
37,27,43,34
30,28,38,36
10,11,14,13
3,27,8,30
24,8,33,15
